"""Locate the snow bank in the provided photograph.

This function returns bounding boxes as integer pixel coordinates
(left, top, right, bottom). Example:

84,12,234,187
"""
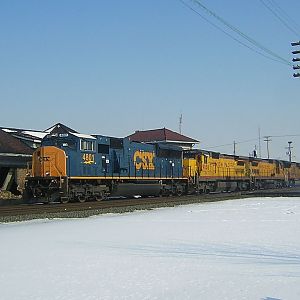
0,197,300,300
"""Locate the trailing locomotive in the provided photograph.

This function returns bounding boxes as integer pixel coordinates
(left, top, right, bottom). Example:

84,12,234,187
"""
24,132,186,203
183,150,300,194
24,131,300,203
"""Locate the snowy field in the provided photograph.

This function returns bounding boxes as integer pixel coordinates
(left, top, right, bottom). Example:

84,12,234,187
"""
1,197,300,300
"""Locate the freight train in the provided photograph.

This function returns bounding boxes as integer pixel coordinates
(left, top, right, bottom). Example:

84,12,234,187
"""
24,131,300,203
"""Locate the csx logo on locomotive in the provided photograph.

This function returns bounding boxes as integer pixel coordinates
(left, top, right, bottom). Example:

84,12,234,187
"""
134,150,155,170
39,156,50,162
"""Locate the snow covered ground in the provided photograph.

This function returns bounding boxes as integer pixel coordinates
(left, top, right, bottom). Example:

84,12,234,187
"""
1,197,300,300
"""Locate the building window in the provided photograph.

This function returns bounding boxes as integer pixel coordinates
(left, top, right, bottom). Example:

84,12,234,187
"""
80,139,95,151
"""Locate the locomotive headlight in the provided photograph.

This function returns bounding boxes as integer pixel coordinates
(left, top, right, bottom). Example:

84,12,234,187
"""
45,172,50,176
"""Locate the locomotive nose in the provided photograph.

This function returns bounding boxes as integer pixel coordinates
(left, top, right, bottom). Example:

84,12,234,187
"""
32,146,67,177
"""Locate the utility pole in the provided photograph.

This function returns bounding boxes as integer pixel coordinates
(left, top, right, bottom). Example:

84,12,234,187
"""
291,41,300,77
286,141,293,162
253,145,257,158
258,127,261,158
264,136,271,159
233,140,236,156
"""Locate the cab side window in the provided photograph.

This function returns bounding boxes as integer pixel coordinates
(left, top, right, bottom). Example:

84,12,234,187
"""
80,140,95,151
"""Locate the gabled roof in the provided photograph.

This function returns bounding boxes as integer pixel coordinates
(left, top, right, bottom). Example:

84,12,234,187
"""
127,128,199,144
1,127,47,142
0,123,78,153
0,129,33,155
45,123,77,134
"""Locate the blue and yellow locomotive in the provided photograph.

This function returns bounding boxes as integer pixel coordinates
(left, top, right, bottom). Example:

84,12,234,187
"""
25,131,187,203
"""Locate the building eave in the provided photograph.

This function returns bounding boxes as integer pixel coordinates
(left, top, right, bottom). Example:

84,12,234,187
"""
0,153,32,158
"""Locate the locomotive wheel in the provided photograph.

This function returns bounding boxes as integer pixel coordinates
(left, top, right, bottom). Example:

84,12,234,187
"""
47,192,60,203
60,197,69,204
176,189,183,197
77,195,86,203
95,191,105,202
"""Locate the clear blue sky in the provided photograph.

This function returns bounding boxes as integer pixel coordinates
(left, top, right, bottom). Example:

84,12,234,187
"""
0,0,299,160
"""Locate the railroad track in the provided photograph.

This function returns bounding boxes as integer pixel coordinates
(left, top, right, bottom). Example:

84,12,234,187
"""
0,193,243,219
0,187,299,222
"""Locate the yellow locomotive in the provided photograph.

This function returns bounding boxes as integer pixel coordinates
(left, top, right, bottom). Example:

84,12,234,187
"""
183,150,299,193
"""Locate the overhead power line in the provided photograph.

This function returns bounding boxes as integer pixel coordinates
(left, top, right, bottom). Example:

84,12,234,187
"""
259,0,300,38
267,134,300,138
179,0,287,65
191,0,292,65
206,138,258,150
262,0,300,37
204,134,300,150
180,0,292,66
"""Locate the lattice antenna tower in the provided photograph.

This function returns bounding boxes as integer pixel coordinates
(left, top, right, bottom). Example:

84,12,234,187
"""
179,114,183,134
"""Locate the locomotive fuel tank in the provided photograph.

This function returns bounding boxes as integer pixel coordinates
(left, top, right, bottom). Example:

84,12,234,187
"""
110,182,162,197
